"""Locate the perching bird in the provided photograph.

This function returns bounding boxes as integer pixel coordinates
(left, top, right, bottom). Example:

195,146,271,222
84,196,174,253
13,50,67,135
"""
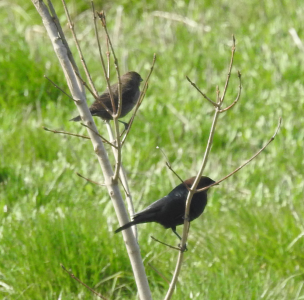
70,71,143,122
115,176,216,240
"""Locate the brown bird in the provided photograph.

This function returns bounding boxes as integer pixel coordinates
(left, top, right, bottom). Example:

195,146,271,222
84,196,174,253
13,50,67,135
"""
115,176,216,240
70,71,143,122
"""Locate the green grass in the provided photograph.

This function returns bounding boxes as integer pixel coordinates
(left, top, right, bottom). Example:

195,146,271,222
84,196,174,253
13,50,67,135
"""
0,0,304,299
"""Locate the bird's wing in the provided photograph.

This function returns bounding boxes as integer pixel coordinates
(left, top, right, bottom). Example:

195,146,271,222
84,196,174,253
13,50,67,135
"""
163,186,189,222
90,93,112,114
132,197,166,223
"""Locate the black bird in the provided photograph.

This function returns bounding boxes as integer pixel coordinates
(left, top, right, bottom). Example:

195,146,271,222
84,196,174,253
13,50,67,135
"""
115,176,216,240
70,71,143,122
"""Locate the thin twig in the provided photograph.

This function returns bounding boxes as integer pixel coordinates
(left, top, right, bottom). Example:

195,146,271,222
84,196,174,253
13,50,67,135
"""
216,85,220,103
150,236,181,251
196,117,282,192
96,11,122,181
156,146,186,188
73,72,97,100
80,123,117,148
91,3,116,114
148,263,170,284
44,75,75,101
121,54,157,145
61,0,99,96
219,70,242,113
76,172,105,186
220,35,236,104
118,176,130,197
73,71,115,118
43,127,90,140
186,76,219,107
97,11,122,118
61,264,109,300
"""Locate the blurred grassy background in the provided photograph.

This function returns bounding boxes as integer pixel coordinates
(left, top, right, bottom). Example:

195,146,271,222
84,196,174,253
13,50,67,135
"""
0,0,304,299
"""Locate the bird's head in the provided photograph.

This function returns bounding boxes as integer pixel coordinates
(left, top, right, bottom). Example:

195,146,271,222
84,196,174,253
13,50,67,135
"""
122,71,143,86
184,176,217,191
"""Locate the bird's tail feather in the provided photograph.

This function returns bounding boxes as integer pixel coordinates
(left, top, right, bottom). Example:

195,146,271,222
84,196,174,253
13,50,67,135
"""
69,115,81,122
115,221,136,233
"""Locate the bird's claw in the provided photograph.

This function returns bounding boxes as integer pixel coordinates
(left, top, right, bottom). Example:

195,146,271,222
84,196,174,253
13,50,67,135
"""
118,120,129,130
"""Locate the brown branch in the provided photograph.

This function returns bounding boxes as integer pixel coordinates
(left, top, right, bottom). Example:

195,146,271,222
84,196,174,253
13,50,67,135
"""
72,71,115,119
220,34,236,104
196,117,282,192
61,0,99,96
80,123,117,148
95,11,123,181
121,54,157,145
150,236,181,251
216,85,220,103
156,146,186,189
61,264,109,300
44,75,75,101
43,127,90,140
219,70,242,113
186,76,219,107
91,4,116,115
76,172,105,186
97,11,122,119
72,72,97,100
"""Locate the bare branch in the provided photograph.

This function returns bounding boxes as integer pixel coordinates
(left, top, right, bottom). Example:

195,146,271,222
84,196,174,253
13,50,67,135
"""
44,75,75,101
61,264,109,300
196,117,282,193
186,76,219,107
150,236,181,251
61,0,99,96
73,72,114,117
196,117,282,192
121,54,157,145
216,85,220,103
76,172,105,186
80,123,117,148
43,126,90,140
220,35,236,104
97,11,123,119
156,146,186,189
91,3,116,114
91,8,123,182
219,70,242,113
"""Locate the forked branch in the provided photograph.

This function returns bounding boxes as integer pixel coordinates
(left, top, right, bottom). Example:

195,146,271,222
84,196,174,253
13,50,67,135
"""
164,36,280,300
